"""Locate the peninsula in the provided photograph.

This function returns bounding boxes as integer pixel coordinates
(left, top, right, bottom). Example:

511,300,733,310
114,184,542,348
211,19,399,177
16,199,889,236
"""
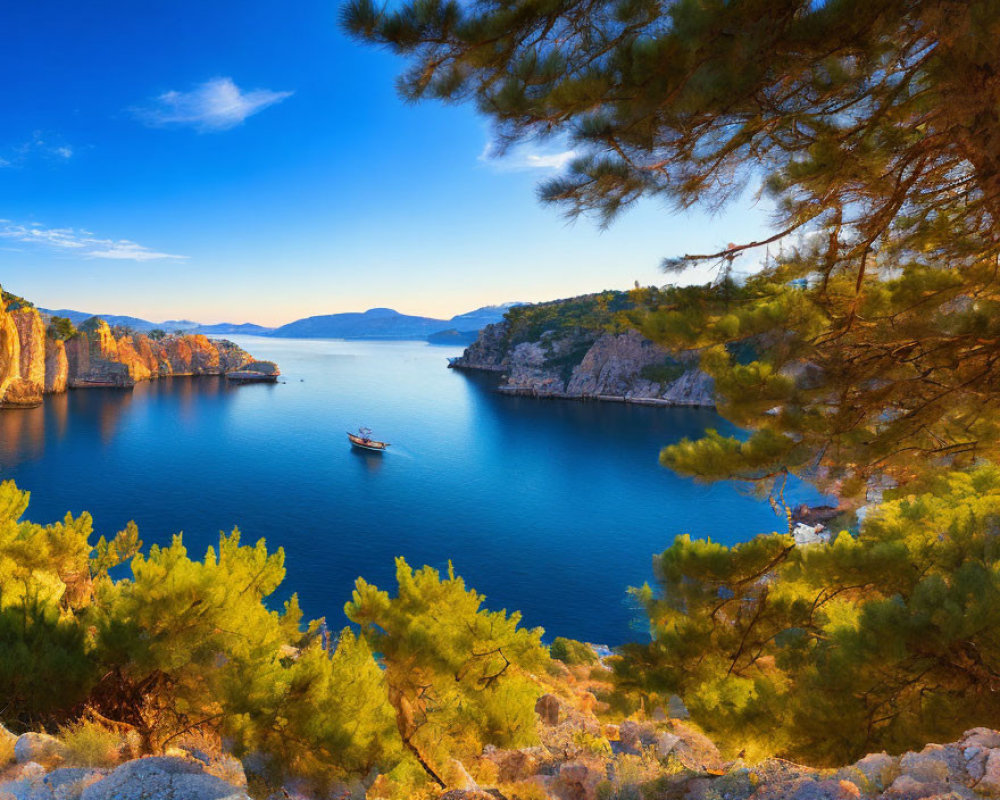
0,286,279,409
450,290,714,407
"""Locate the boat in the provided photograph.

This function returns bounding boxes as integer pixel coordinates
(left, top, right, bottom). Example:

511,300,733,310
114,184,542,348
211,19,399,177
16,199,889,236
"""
347,427,390,452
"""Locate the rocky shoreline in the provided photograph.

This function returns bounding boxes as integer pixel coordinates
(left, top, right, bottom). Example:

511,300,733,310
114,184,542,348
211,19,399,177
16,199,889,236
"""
6,680,1000,800
0,286,279,409
450,321,715,408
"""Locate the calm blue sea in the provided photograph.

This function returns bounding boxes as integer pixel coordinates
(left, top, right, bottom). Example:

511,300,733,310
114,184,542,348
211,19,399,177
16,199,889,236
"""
0,336,824,645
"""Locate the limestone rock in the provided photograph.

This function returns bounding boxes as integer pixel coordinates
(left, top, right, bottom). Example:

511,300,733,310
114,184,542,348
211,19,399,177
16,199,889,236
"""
556,760,605,800
962,728,1000,750
976,749,1000,796
898,744,958,785
535,694,562,726
0,766,105,800
14,734,66,767
851,752,898,791
451,320,714,407
44,339,68,394
448,322,509,372
79,757,249,800
0,293,21,404
11,309,46,395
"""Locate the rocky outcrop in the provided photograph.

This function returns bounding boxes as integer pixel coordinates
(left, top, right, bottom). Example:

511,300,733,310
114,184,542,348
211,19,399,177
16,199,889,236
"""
0,300,42,407
44,338,68,394
0,285,278,409
62,318,271,389
12,309,46,394
451,321,714,407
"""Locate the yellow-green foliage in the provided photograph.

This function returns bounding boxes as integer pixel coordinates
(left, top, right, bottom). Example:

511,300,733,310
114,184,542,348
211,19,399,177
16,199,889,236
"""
0,481,560,790
346,558,550,783
58,719,122,768
550,637,597,666
618,465,1000,765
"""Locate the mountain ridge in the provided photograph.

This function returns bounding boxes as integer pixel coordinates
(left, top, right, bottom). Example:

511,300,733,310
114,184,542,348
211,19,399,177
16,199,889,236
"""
39,302,525,341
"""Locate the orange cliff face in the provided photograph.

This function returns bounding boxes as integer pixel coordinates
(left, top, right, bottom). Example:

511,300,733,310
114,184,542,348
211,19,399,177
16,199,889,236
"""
0,286,278,408
64,318,273,388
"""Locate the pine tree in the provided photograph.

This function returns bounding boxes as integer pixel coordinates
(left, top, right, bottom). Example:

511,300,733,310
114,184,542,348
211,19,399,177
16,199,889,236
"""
615,465,1000,764
343,0,1000,497
345,557,549,788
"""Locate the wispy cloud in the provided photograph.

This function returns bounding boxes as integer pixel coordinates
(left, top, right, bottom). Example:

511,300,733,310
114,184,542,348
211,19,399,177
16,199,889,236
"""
0,221,186,262
478,140,578,172
0,132,74,168
132,77,293,132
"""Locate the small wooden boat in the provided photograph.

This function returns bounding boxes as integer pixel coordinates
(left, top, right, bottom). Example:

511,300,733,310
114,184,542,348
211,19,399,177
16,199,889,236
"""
348,427,390,452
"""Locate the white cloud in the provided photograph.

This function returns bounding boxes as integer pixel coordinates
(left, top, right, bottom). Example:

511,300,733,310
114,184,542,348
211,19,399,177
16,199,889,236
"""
0,133,74,166
0,222,186,262
133,77,293,132
478,140,578,172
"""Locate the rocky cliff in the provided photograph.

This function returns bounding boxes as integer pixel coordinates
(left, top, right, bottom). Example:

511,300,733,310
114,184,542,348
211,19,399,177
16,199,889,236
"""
451,320,714,407
0,285,279,408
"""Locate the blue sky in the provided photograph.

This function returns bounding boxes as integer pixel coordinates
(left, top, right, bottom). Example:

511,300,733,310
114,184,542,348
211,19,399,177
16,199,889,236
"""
0,0,772,325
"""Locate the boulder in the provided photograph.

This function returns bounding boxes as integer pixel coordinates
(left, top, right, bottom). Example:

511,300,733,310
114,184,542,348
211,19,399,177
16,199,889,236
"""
976,749,1000,796
852,752,898,791
555,760,604,800
14,734,66,767
962,728,1000,750
79,757,250,800
0,766,105,800
535,694,562,726
898,745,955,784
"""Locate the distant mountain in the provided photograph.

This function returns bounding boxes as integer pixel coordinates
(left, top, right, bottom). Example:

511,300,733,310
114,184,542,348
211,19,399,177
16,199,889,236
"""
38,309,271,336
270,308,451,340
193,323,275,335
36,302,524,342
269,303,525,341
39,309,200,333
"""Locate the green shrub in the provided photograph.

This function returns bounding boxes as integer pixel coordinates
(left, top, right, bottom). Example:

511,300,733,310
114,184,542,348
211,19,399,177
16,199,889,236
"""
59,719,122,768
550,637,597,666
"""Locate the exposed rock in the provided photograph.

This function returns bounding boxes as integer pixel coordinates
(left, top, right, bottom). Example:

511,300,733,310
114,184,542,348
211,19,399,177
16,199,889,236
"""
852,752,899,791
0,766,105,800
448,322,508,372
79,757,249,800
555,760,605,800
976,749,1000,796
898,744,960,785
535,694,562,726
65,319,133,388
0,298,21,406
11,309,46,395
451,322,713,408
241,360,280,377
961,728,1000,750
43,339,68,394
14,735,66,767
